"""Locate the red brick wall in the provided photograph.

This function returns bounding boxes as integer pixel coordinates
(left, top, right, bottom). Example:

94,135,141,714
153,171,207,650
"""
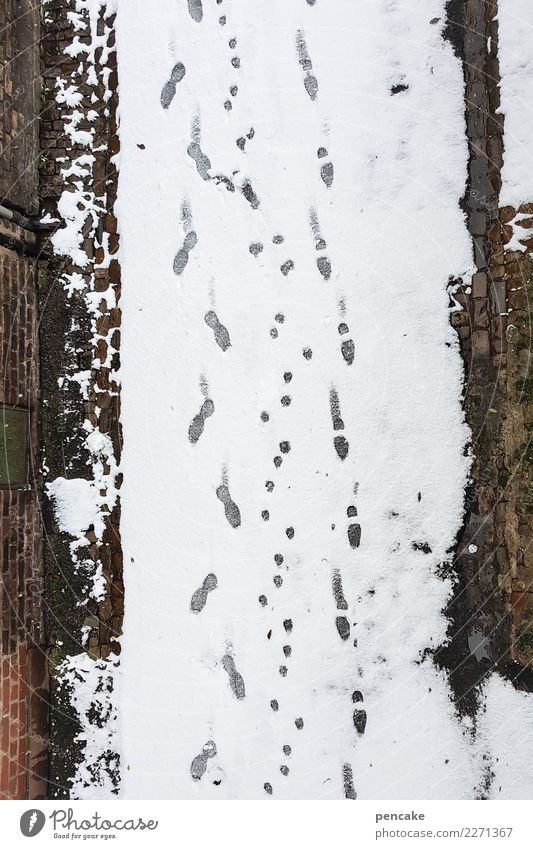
0,224,46,799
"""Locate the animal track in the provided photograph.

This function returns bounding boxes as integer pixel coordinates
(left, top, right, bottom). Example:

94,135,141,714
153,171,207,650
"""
222,653,246,699
190,740,217,780
160,62,186,109
205,311,231,350
190,573,218,613
216,483,241,527
295,30,318,100
187,0,203,22
188,397,215,443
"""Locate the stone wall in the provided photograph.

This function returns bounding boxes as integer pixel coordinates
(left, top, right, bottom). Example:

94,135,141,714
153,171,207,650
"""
0,0,46,801
440,0,533,716
40,0,123,797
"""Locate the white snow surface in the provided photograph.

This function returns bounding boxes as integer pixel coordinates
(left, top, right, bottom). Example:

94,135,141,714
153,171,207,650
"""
498,0,533,209
113,0,529,800
47,476,102,539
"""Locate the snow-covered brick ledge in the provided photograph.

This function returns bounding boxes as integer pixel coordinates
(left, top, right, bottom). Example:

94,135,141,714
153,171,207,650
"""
41,0,122,798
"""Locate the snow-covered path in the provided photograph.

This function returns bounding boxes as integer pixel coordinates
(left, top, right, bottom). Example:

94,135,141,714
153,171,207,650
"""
115,0,481,799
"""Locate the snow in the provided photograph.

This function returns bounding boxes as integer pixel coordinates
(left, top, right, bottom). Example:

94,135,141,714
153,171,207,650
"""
498,0,533,209
478,675,533,800
47,476,103,540
114,0,486,800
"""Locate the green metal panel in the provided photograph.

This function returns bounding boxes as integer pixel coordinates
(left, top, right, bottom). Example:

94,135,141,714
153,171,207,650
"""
0,405,29,486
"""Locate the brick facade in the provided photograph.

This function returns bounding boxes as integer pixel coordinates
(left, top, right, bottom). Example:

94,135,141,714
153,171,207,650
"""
0,0,47,800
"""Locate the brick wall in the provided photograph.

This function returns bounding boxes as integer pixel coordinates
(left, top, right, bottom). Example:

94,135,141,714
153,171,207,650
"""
0,0,46,801
0,222,47,800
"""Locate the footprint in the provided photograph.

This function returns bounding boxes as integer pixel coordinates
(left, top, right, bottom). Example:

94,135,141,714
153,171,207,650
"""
336,615,350,641
216,483,241,528
338,322,355,365
353,708,367,735
317,146,328,159
190,740,217,780
173,230,197,275
283,745,292,756
332,568,348,610
295,717,304,730
160,62,186,109
343,764,357,799
264,782,273,795
341,339,355,365
329,388,344,431
188,397,215,443
334,435,349,461
187,0,203,22
283,619,293,633
213,174,235,192
295,30,319,101
317,256,331,281
190,573,218,613
222,653,246,699
187,141,212,181
249,242,263,256
205,311,231,350
391,82,409,95
309,207,327,251
280,765,289,776
240,180,260,209
348,523,361,549
279,259,294,277
320,161,334,188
